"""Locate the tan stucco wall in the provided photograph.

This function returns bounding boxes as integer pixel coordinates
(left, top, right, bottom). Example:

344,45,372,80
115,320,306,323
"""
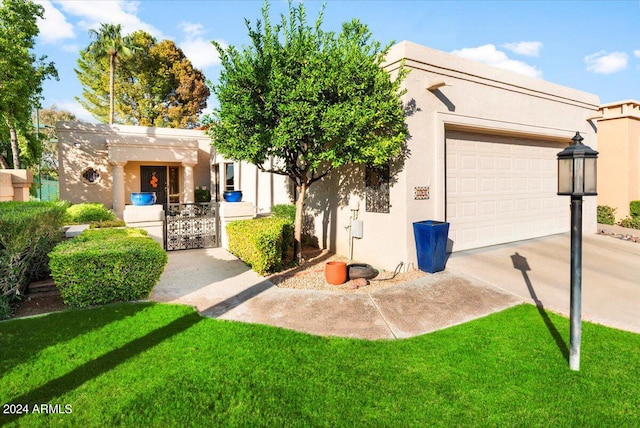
596,100,640,220
57,123,113,208
308,41,600,271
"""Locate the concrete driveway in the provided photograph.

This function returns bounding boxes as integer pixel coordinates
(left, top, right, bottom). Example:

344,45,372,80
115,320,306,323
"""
446,233,640,334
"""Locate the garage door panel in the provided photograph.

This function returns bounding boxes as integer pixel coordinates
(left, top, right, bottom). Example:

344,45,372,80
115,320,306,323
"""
479,177,495,191
446,131,568,251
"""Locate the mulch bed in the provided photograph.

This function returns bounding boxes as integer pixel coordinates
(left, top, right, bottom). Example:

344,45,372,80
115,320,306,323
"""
10,292,66,319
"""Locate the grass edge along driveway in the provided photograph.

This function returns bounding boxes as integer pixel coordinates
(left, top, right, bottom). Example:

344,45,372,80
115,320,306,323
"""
1,302,638,427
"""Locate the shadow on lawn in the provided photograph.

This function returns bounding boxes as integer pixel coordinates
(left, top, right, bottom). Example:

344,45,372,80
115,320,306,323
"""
511,252,569,362
0,311,202,425
0,303,151,373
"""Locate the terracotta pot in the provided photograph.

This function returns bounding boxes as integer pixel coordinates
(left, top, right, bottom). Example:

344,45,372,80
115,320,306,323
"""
325,261,347,285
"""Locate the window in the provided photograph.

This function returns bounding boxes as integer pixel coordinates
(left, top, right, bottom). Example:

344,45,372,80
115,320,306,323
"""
225,163,235,191
81,167,100,184
365,164,390,213
168,166,180,203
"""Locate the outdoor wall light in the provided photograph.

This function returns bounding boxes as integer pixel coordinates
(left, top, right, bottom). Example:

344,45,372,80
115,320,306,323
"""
74,141,81,148
557,132,598,196
426,79,447,91
556,131,598,372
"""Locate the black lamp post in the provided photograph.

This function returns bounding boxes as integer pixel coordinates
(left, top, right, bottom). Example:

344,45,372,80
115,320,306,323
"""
557,131,598,371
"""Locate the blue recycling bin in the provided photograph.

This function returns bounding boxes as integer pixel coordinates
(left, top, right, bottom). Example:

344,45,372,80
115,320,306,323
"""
413,220,450,273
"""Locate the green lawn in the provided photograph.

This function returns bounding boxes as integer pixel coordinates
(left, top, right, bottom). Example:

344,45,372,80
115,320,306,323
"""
0,303,638,427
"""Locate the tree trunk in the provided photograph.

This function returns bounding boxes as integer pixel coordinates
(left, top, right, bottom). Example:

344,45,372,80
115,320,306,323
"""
6,114,20,169
0,155,9,169
109,54,116,125
294,180,307,263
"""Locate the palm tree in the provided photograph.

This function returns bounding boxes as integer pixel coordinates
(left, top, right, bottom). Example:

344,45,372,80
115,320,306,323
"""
87,24,135,124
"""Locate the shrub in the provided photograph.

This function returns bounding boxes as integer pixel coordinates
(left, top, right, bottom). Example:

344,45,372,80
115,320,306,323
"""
49,228,168,308
597,205,617,225
630,200,640,219
64,203,116,224
89,219,126,229
195,187,211,203
227,217,293,274
0,201,68,313
618,216,640,230
271,204,296,223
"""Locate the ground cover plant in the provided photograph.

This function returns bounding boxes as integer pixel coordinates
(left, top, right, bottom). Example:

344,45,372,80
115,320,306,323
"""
0,303,638,427
596,205,616,225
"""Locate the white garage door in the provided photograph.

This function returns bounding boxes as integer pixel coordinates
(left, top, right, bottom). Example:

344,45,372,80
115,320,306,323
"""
446,130,569,252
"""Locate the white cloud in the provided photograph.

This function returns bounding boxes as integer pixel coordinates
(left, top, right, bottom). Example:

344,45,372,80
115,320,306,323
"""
502,41,542,57
634,50,640,58
451,44,542,78
179,21,205,38
179,38,226,70
53,0,165,38
584,51,628,74
36,0,75,44
176,21,226,70
53,100,96,123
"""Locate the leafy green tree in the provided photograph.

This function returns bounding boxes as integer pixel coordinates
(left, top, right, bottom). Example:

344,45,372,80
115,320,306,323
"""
0,0,57,169
76,30,209,128
84,23,136,125
209,2,408,260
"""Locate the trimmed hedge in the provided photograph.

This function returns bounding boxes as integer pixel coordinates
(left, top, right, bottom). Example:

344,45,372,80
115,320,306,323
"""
0,201,68,312
227,216,293,274
64,202,116,224
271,204,296,223
597,205,617,225
630,200,640,219
89,219,126,229
49,228,168,308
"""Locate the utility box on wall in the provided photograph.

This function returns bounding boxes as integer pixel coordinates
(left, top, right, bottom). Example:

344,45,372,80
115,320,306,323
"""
351,220,363,239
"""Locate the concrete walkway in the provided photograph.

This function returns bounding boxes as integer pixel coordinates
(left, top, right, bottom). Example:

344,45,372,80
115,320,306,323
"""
150,233,640,339
150,248,520,340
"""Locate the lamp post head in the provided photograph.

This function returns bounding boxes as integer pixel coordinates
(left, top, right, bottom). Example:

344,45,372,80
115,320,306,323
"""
557,132,598,196
571,131,583,146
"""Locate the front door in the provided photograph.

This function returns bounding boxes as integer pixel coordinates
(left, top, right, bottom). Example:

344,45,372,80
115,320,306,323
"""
140,166,167,206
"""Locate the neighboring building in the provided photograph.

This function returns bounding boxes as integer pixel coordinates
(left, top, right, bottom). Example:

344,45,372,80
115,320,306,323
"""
0,169,33,202
594,100,640,221
56,122,290,220
57,41,600,272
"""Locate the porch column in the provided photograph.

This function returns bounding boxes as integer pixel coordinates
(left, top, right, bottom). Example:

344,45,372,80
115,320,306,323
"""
111,161,126,218
183,163,195,203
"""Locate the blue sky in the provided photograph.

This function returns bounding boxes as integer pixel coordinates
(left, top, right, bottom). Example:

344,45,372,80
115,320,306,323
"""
34,0,640,122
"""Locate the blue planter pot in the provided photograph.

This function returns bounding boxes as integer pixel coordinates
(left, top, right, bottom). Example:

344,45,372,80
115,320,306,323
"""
223,190,242,202
131,192,156,206
413,220,450,273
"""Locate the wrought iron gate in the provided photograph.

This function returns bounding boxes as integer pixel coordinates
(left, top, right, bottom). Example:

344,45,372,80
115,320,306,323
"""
165,203,219,251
